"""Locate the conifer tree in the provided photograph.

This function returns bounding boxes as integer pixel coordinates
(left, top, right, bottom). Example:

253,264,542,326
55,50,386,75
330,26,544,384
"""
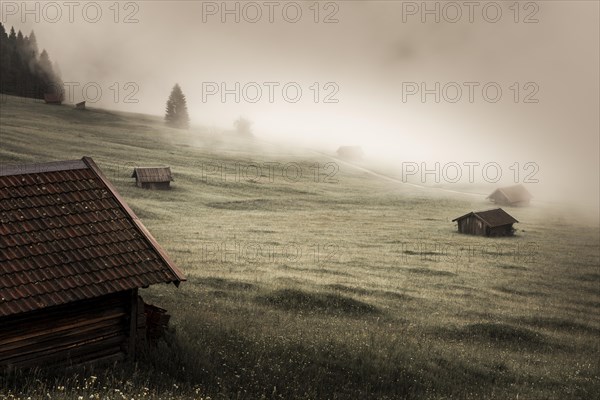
165,84,190,129
0,24,63,99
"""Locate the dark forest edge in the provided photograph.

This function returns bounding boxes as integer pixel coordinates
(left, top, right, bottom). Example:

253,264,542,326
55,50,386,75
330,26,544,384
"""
0,23,63,100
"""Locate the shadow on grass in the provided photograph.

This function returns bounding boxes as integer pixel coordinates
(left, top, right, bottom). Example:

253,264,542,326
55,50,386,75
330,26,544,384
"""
206,198,275,210
574,272,600,282
516,316,600,336
406,267,456,277
493,286,546,297
437,322,552,350
191,276,257,291
256,288,380,316
325,283,413,301
138,324,426,399
492,263,528,271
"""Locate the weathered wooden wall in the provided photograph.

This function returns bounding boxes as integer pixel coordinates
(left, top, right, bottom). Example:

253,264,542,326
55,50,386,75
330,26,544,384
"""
139,181,171,190
489,225,515,237
457,216,486,236
0,290,136,369
457,216,514,237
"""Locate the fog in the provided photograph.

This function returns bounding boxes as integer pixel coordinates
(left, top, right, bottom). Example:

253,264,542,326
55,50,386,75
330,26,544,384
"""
3,1,599,217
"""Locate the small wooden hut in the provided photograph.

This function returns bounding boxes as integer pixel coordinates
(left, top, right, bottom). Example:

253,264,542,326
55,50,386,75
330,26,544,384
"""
0,157,186,369
336,146,364,161
43,93,63,104
131,167,173,189
452,208,518,237
487,184,532,206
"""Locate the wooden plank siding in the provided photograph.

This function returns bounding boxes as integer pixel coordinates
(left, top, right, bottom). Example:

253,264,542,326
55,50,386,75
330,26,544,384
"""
453,208,518,237
132,167,173,190
139,181,171,190
488,225,515,237
0,291,135,369
457,215,487,236
1,158,185,367
457,216,514,237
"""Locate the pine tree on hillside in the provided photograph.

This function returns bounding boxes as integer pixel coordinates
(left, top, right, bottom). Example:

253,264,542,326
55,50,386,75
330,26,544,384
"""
28,31,38,57
165,84,190,129
20,31,38,96
15,30,23,49
7,26,15,45
0,23,63,99
26,31,39,70
38,50,60,98
0,24,8,93
7,28,22,95
52,61,64,96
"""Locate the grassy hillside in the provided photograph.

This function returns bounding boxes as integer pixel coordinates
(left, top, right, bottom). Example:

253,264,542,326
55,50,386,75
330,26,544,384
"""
1,95,598,399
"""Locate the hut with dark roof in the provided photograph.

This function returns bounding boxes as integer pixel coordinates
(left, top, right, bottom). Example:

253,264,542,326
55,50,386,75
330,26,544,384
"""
43,93,63,104
0,157,185,369
487,184,532,206
336,146,364,161
132,167,173,190
452,208,519,237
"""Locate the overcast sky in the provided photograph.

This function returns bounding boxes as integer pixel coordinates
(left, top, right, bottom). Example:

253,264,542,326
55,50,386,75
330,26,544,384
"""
2,1,599,214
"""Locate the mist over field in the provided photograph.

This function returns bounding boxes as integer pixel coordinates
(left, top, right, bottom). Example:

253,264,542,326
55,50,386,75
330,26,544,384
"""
0,2,599,399
3,1,598,217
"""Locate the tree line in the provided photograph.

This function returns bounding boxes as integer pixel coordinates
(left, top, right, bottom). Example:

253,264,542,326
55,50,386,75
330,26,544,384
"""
0,23,249,135
0,22,63,100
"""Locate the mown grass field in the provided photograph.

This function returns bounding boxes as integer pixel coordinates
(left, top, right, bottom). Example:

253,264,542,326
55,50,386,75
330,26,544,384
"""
0,95,599,399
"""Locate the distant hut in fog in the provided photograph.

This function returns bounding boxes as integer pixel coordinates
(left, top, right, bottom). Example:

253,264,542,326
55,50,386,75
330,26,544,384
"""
43,93,63,105
132,167,173,190
452,208,518,237
336,146,364,161
487,184,532,206
75,101,86,110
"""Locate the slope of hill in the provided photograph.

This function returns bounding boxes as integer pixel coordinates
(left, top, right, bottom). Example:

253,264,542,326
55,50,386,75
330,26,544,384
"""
1,95,598,399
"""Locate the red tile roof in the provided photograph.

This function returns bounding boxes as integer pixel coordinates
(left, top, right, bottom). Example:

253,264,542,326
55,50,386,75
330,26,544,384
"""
0,157,185,317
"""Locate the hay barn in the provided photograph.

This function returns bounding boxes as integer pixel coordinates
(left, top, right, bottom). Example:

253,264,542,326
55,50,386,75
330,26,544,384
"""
487,184,532,206
452,208,519,237
0,157,186,369
132,167,173,190
336,146,364,161
43,93,63,105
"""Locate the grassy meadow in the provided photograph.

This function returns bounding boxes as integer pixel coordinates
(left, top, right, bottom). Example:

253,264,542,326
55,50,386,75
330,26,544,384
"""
0,95,598,399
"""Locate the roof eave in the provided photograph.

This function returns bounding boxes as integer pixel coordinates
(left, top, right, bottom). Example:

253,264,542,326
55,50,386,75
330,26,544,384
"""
83,156,187,284
452,212,474,222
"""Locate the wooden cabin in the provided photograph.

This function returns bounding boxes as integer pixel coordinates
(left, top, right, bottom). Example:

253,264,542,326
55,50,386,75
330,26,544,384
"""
75,101,86,110
43,93,63,104
487,184,532,206
0,157,186,369
452,208,518,237
336,146,364,161
132,167,173,190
